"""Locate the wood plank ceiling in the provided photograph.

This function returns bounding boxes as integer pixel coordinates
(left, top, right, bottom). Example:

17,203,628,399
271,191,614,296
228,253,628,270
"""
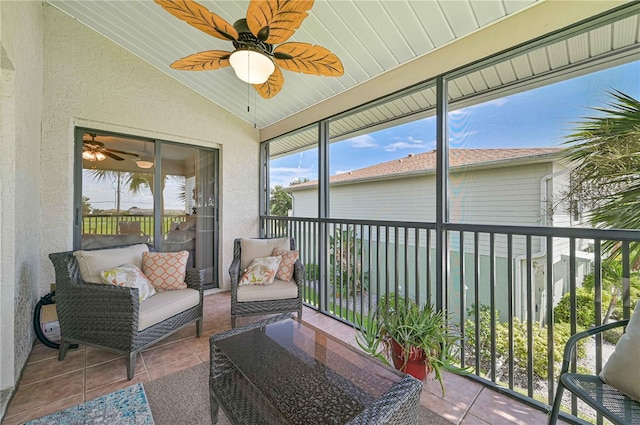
46,1,639,156
46,0,539,129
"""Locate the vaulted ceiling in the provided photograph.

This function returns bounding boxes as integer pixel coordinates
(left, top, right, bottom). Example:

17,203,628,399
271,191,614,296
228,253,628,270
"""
46,1,635,140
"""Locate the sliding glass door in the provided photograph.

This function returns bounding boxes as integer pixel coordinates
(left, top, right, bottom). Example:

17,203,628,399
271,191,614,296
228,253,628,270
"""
74,128,219,288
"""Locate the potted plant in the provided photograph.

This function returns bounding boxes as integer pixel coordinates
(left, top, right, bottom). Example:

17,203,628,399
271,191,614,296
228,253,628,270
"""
356,293,466,395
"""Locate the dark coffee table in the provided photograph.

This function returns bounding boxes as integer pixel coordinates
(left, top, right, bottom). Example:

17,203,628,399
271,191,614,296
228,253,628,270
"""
209,314,422,425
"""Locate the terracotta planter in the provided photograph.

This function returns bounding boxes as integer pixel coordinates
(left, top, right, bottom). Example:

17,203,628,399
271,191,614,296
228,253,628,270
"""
390,339,432,380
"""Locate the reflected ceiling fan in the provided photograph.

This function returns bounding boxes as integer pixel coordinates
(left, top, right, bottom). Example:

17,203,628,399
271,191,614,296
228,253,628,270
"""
82,134,139,162
155,0,344,98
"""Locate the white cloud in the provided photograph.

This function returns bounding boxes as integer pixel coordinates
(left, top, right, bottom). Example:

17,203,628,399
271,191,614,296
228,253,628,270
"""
349,134,378,148
383,138,434,152
269,166,315,188
485,98,509,107
450,130,478,143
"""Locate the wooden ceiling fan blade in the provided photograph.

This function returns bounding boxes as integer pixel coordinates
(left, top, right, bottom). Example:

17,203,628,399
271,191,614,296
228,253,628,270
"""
170,50,232,71
253,66,284,99
107,149,139,157
83,140,105,148
274,42,344,76
246,0,314,44
154,0,238,41
103,151,125,161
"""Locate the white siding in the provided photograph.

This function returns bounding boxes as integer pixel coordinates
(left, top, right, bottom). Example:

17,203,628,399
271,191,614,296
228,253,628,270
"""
330,176,437,222
294,161,561,226
450,163,554,226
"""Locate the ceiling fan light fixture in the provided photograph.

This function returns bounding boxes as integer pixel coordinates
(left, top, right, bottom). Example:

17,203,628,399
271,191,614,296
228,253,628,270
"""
82,150,106,162
229,48,274,84
136,159,154,169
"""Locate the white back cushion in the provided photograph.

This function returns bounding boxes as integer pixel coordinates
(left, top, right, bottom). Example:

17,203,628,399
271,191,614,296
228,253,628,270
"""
74,244,149,283
240,238,290,271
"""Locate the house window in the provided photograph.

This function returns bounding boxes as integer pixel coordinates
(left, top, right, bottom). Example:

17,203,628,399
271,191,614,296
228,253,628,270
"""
75,129,219,288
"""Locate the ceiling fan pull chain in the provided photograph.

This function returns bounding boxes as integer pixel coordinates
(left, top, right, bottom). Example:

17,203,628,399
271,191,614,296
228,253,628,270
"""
247,48,251,116
254,88,257,129
247,72,251,115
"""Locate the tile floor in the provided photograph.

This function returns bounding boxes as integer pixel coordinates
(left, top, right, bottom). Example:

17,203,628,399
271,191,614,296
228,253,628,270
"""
2,291,556,425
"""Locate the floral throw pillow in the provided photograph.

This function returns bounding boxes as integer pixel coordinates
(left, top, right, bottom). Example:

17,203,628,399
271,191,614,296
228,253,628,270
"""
239,256,282,286
100,263,156,302
142,251,189,291
271,248,299,282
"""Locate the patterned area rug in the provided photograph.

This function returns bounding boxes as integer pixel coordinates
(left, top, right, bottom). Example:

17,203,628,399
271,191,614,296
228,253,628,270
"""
24,383,154,425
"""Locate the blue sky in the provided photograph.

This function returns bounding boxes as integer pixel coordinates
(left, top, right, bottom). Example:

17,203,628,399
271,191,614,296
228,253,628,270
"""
84,171,185,211
270,60,640,188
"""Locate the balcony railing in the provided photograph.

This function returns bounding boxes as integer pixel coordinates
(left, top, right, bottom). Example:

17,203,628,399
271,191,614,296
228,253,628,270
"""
262,215,640,424
82,214,188,237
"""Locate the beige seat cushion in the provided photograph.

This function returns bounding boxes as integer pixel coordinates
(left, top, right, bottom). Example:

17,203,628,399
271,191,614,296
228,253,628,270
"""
138,288,200,331
237,279,298,302
74,244,149,283
240,238,290,271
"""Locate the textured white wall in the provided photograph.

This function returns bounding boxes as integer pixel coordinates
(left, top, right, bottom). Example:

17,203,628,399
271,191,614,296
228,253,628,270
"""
0,0,44,416
41,4,260,293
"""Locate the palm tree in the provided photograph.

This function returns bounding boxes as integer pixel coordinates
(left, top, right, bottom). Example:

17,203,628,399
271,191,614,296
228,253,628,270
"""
560,90,640,321
562,90,640,246
87,169,189,241
87,170,154,214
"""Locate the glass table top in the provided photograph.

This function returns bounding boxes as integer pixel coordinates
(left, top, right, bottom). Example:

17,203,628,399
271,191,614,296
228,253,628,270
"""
212,318,403,425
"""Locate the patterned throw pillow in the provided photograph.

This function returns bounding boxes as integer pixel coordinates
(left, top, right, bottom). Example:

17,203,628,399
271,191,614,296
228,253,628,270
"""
271,248,299,282
239,256,282,286
99,263,156,302
142,251,189,291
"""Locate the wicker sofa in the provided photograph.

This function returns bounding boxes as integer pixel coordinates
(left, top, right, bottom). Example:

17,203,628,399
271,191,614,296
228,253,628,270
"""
49,243,204,380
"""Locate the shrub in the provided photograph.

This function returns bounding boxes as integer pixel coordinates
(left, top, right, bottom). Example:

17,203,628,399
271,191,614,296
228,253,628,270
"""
304,263,320,280
603,327,624,345
554,287,611,327
466,304,584,380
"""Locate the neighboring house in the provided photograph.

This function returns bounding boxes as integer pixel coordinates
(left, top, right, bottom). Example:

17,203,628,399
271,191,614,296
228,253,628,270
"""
287,148,592,322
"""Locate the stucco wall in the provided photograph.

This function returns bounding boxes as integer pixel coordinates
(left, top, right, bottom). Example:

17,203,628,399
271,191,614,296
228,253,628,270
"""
0,0,44,417
41,3,260,294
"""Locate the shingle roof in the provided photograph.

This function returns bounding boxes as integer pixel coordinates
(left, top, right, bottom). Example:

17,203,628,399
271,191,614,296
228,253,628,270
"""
290,148,563,189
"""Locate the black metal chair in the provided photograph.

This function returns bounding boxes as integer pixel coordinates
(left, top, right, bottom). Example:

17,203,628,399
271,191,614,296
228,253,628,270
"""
548,319,640,425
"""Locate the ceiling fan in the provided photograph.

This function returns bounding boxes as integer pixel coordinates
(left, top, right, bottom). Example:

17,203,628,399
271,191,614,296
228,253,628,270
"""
155,0,344,99
82,134,139,162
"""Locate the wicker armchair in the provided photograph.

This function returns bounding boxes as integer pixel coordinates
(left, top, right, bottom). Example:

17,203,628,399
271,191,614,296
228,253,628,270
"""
49,244,204,380
229,238,303,328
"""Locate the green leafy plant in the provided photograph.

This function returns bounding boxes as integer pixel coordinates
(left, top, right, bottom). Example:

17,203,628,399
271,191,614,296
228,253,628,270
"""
356,293,466,395
354,311,389,365
304,263,320,281
553,287,608,328
581,259,640,323
329,227,369,297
